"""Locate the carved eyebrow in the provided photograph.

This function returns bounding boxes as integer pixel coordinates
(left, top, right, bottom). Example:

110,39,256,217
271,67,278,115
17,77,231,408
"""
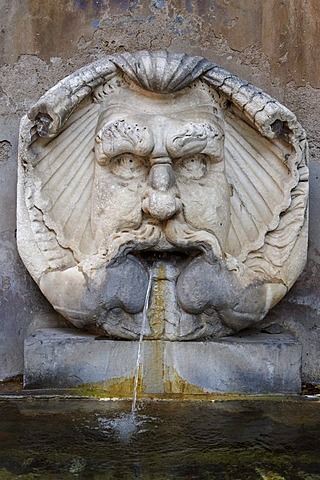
99,120,149,148
167,122,222,157
173,123,218,145
96,120,153,161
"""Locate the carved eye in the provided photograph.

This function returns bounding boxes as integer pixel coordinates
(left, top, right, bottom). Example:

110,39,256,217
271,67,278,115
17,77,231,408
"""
174,154,208,179
110,154,148,179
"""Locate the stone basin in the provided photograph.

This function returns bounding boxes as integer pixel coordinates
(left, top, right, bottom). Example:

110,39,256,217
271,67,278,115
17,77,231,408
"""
0,395,319,479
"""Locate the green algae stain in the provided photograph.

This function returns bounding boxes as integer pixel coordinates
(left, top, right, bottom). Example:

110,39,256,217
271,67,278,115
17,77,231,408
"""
164,365,208,395
74,376,136,398
256,468,287,479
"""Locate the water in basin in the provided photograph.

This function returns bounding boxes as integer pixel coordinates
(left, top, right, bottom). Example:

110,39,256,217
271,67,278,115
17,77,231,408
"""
0,397,320,479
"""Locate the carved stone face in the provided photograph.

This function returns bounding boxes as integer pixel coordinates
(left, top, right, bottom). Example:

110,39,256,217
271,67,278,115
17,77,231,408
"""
92,84,230,260
18,50,308,341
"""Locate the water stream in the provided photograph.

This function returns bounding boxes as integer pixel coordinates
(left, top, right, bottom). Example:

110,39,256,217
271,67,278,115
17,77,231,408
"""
131,267,154,414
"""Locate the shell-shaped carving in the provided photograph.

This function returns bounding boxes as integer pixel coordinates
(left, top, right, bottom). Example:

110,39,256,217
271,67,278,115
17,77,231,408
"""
225,112,299,259
111,50,213,93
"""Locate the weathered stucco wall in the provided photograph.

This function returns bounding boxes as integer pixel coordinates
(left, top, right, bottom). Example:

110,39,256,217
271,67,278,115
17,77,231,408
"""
1,0,320,382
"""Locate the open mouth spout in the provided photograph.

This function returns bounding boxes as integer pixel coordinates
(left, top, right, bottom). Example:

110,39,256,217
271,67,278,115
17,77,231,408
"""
134,248,201,270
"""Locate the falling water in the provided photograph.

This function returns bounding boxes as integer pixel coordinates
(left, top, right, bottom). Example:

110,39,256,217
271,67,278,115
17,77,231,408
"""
131,268,153,414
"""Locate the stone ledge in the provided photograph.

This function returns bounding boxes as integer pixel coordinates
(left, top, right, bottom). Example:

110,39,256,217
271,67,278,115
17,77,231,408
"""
24,328,302,395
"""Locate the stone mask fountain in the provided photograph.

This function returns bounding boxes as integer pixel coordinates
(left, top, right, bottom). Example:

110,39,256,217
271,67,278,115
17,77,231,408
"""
17,50,308,395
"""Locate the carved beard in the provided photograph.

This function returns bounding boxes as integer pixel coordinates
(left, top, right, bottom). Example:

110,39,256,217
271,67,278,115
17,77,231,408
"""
99,214,224,267
80,213,283,340
80,215,231,340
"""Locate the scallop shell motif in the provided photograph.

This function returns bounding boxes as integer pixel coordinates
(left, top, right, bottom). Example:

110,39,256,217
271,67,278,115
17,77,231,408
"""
112,50,214,93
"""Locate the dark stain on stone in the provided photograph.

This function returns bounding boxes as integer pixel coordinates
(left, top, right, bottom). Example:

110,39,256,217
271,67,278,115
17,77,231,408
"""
13,0,106,60
76,0,89,9
1,275,11,291
109,0,138,14
76,0,103,10
152,0,165,10
93,0,104,11
0,141,11,164
184,0,193,13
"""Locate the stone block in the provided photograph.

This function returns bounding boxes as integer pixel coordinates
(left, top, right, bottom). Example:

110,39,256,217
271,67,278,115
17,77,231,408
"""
24,329,138,390
165,335,302,394
24,328,302,395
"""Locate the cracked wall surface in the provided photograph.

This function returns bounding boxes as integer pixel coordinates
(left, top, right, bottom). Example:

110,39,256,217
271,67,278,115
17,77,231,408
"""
1,0,320,382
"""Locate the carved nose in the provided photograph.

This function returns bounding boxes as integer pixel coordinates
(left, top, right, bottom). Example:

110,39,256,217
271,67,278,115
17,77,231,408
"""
142,164,181,221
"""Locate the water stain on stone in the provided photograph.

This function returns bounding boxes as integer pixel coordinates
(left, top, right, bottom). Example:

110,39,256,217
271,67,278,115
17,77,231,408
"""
149,267,165,338
164,366,208,395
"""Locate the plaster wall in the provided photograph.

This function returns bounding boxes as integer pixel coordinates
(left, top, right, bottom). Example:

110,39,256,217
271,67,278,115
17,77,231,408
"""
1,0,319,382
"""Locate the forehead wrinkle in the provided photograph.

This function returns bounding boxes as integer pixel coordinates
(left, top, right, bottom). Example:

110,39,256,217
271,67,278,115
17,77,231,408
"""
98,81,222,123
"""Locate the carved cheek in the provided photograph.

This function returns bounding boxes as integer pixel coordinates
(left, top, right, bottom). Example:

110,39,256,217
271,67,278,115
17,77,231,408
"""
178,183,210,224
110,184,143,229
92,177,143,239
178,174,230,246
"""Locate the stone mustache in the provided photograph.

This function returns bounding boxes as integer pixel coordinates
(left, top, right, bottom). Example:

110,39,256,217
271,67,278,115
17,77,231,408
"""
17,51,308,340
